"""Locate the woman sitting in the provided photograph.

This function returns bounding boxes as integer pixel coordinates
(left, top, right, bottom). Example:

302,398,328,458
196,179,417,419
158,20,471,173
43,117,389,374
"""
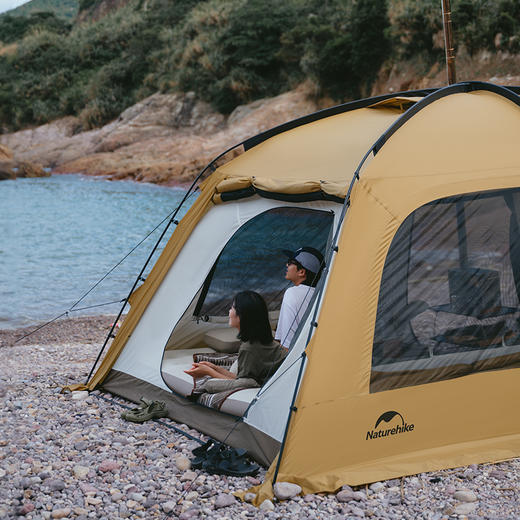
184,291,287,393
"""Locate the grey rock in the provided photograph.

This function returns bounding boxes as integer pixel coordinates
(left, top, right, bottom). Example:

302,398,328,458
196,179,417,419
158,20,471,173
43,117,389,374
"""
453,489,477,502
47,479,66,492
259,499,275,511
337,489,366,503
20,477,32,489
161,501,176,513
350,505,366,517
273,482,302,500
143,497,156,508
179,510,199,520
453,502,478,515
214,493,236,509
369,482,385,493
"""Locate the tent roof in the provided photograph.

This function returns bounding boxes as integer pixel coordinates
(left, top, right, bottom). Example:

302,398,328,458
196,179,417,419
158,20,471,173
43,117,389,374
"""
216,97,425,198
215,83,520,201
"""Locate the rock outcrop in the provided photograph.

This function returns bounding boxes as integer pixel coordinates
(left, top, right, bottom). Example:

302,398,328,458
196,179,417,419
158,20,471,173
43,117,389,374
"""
2,56,519,186
0,144,48,181
0,84,320,185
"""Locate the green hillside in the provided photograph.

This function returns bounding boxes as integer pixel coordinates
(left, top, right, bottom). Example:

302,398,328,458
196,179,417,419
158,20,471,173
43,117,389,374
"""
0,0,519,133
5,0,78,20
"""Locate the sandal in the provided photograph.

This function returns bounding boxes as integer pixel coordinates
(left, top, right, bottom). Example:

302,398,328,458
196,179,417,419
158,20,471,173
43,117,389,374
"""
215,447,259,477
122,399,167,423
196,442,260,477
191,439,215,469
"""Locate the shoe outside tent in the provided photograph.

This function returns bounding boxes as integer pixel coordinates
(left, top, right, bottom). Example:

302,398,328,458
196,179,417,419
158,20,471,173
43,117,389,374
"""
69,81,520,502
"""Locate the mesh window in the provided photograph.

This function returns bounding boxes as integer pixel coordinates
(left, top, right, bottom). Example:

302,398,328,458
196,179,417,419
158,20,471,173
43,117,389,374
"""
196,207,334,317
371,188,520,393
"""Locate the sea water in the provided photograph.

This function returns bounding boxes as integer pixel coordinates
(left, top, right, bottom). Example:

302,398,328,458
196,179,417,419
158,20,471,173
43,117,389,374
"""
1,174,195,328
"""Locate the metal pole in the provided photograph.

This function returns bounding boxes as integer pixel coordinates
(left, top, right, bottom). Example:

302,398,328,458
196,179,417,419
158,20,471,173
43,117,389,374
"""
441,0,457,85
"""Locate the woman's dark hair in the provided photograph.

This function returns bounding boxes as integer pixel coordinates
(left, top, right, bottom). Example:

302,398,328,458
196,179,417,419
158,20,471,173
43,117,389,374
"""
233,291,273,345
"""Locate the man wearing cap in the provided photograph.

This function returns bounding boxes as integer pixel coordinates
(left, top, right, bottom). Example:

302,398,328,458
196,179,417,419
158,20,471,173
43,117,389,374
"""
275,247,324,349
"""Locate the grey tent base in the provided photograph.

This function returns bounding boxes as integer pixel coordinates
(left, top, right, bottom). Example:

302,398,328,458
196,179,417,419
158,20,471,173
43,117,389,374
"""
101,370,280,467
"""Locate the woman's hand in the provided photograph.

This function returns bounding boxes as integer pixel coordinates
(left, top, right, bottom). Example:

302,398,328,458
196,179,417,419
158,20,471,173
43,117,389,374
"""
198,361,217,369
184,362,217,378
184,362,236,380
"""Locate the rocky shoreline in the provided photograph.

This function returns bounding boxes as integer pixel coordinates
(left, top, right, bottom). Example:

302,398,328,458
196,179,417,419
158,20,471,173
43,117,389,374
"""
1,316,519,519
0,315,120,348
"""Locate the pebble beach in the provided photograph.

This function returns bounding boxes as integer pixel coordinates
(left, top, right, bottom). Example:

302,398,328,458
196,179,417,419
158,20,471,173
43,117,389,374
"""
1,316,519,520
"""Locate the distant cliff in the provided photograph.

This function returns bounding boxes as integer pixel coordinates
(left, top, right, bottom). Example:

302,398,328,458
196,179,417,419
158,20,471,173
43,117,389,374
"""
1,0,520,185
0,84,319,184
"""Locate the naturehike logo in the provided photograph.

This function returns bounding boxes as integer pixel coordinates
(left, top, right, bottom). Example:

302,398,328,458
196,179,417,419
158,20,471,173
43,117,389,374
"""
365,411,415,440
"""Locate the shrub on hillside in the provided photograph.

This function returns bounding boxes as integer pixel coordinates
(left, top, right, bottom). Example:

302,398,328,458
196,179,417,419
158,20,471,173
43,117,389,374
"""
0,12,71,44
391,0,520,60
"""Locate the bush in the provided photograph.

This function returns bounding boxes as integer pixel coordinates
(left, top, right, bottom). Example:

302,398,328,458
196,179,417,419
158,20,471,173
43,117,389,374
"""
10,0,520,132
0,12,71,44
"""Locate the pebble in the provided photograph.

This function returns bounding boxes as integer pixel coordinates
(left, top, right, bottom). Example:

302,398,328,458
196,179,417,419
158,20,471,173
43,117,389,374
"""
215,493,236,508
98,460,120,473
47,479,66,491
51,508,71,519
161,501,176,513
369,482,385,493
175,456,192,471
336,489,366,502
71,391,89,400
453,489,478,502
350,505,366,517
180,470,198,482
259,499,275,511
73,465,90,479
453,502,478,515
273,482,302,500
1,331,519,520
17,503,35,515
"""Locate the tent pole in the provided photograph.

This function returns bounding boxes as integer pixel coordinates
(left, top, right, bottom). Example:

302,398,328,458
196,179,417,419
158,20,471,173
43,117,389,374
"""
441,0,457,85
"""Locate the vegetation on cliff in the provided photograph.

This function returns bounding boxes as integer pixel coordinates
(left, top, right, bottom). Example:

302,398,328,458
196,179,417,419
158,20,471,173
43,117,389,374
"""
3,0,78,20
0,0,519,133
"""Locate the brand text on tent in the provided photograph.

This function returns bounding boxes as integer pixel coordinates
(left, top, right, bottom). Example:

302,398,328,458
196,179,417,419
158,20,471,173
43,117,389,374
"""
366,422,415,440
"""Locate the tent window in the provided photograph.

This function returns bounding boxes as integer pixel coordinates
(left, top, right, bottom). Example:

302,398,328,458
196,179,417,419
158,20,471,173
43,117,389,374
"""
371,188,520,393
195,207,334,318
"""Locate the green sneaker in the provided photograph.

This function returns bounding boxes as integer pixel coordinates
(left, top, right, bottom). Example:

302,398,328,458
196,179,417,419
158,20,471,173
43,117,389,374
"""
123,400,167,423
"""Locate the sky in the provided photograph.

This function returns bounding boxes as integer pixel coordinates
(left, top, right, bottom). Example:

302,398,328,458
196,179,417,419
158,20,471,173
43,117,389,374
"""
0,0,31,14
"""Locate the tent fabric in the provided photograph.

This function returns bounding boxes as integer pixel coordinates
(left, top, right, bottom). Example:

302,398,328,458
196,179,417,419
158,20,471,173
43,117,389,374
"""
79,172,227,391
212,177,348,203
102,370,279,466
81,97,414,391
252,87,520,499
76,83,520,503
217,103,412,187
110,197,336,391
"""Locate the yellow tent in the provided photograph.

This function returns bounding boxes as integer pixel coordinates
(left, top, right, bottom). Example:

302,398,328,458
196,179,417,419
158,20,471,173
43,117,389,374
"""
76,82,520,499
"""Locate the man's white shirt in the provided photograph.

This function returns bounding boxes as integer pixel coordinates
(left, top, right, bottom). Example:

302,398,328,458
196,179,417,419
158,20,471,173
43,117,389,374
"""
275,284,315,348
